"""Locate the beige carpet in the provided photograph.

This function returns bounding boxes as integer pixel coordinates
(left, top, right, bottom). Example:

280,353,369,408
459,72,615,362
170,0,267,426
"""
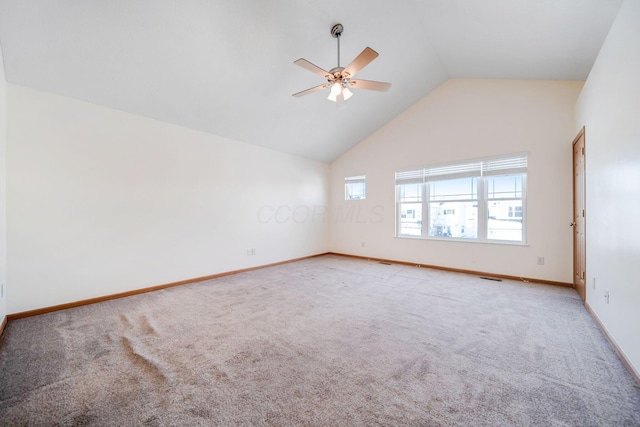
1,254,639,426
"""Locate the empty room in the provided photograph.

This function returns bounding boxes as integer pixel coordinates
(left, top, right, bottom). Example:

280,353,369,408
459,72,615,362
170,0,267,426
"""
0,1,639,425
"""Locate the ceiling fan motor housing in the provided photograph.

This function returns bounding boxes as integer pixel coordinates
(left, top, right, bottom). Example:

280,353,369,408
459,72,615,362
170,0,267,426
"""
328,67,346,79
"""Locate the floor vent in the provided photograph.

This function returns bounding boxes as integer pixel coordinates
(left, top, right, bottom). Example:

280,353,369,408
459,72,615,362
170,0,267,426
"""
480,276,502,282
379,262,392,265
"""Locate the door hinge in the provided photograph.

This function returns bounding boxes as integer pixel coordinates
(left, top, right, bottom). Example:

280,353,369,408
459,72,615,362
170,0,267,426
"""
581,147,585,155
581,272,585,280
582,209,585,217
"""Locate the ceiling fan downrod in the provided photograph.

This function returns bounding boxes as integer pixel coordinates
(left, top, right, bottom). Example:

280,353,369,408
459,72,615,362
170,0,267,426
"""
331,23,343,68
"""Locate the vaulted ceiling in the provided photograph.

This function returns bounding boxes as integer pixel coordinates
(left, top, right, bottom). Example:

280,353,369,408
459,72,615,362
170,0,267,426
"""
0,0,623,163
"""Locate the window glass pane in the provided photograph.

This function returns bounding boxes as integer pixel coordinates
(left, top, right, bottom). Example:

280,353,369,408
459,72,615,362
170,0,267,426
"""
345,182,366,200
430,177,477,201
398,183,422,202
487,175,522,199
428,202,477,238
488,200,523,241
399,203,422,236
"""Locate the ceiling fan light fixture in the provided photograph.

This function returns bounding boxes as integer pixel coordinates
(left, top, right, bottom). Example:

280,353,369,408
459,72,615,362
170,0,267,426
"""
328,82,353,103
327,82,342,102
342,86,353,101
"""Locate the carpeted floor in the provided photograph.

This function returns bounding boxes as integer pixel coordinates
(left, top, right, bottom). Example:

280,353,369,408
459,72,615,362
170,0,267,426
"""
1,254,639,426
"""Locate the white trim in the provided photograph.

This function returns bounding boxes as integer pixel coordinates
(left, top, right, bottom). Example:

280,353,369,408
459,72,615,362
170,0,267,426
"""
585,302,640,385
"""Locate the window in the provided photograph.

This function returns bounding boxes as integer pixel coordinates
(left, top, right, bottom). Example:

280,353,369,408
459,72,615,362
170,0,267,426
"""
487,174,524,241
397,181,422,235
428,176,478,239
345,175,366,200
395,153,527,243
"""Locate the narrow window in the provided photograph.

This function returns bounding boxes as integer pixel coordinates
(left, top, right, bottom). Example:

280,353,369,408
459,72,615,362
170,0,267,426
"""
345,175,366,200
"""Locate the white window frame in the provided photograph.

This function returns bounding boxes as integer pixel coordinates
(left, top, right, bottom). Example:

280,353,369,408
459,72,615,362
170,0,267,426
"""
345,174,366,200
395,153,527,244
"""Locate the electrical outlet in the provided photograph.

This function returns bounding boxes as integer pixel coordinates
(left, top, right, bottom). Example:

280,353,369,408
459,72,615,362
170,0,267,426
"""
604,289,610,304
361,242,365,247
536,256,545,265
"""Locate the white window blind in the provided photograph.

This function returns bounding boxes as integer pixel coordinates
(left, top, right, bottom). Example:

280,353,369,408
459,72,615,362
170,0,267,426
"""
345,175,366,184
425,161,481,181
395,169,423,184
396,153,528,183
482,153,528,176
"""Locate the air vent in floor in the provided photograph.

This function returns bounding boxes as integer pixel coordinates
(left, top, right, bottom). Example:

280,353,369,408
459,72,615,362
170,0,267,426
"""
479,276,502,282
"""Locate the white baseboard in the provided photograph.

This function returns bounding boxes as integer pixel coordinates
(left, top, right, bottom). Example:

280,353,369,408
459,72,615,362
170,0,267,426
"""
585,302,640,385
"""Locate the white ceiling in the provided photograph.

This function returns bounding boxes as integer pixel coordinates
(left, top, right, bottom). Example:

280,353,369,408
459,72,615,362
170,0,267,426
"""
0,0,623,163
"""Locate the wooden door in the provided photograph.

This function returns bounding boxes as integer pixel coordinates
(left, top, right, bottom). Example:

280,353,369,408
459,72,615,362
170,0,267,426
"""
572,128,586,301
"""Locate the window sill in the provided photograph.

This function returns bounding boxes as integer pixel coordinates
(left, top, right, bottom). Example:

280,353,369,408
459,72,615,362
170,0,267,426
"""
395,235,528,246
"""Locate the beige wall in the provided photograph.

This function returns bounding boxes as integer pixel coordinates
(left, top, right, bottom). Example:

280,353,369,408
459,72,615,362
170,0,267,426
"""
6,85,329,314
575,0,640,376
330,79,583,283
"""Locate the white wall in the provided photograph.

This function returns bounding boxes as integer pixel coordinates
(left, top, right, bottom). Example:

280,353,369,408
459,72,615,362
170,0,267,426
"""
575,0,640,376
6,85,329,314
0,43,7,322
330,79,583,283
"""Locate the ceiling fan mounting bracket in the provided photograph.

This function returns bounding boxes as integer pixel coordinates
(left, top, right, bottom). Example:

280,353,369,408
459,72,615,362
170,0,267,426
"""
330,23,343,38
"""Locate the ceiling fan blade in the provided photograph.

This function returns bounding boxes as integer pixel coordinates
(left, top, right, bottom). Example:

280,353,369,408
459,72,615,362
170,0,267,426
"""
349,79,391,92
294,58,331,79
292,84,330,97
343,47,379,78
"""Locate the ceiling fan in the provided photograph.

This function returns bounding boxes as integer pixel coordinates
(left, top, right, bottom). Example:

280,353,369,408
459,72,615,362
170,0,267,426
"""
292,23,391,104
